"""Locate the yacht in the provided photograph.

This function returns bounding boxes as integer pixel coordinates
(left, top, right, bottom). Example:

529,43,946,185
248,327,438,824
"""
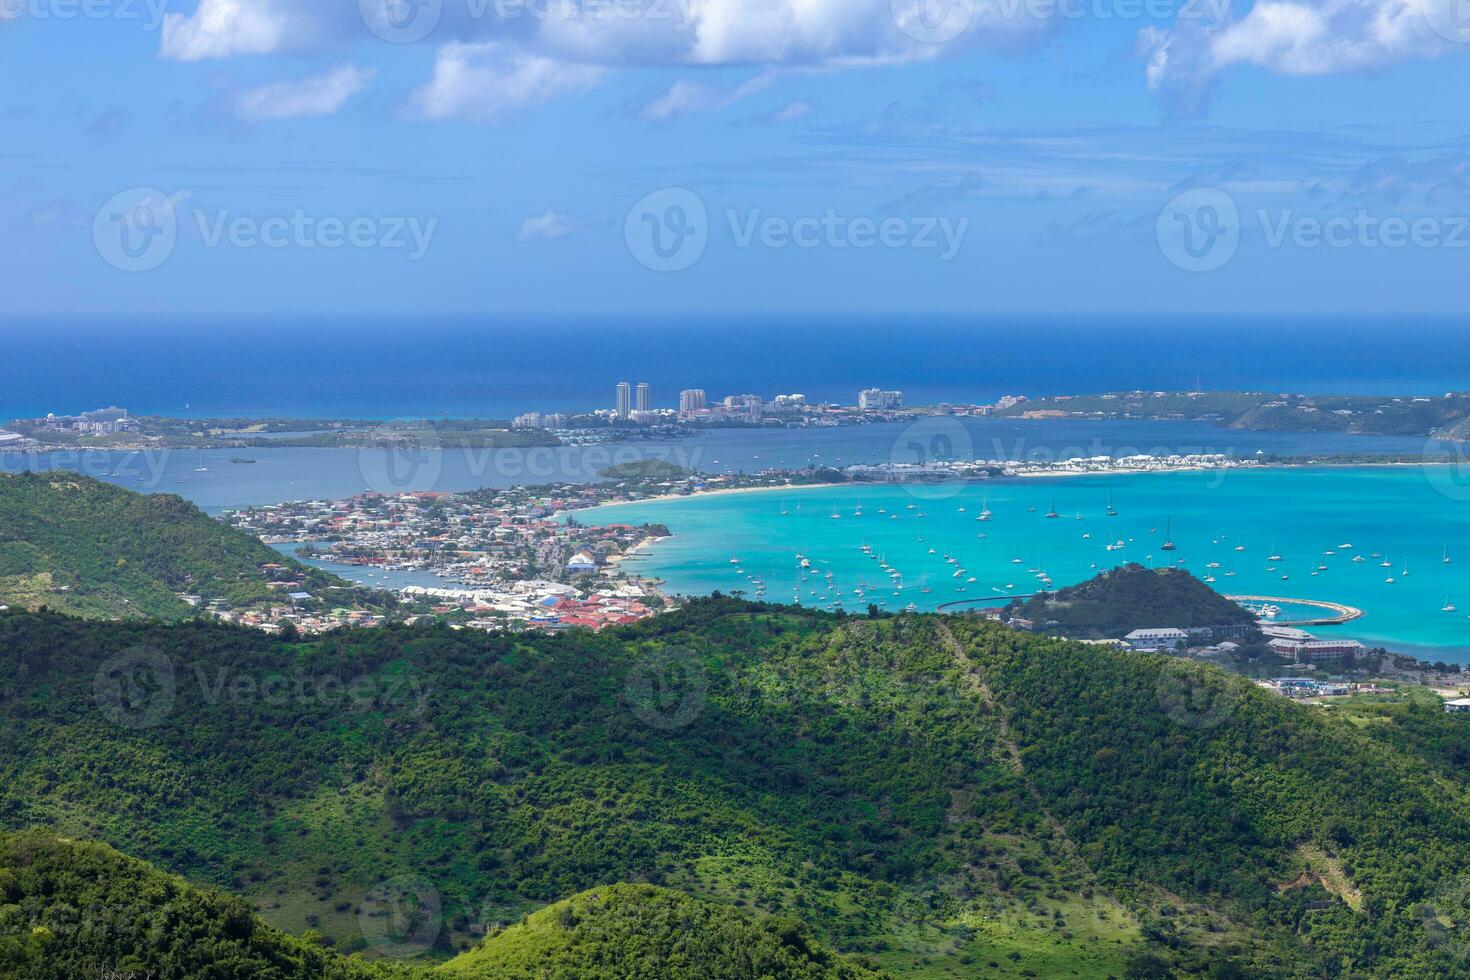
1045,498,1060,519
1443,595,1458,613
1160,517,1177,552
1106,494,1118,517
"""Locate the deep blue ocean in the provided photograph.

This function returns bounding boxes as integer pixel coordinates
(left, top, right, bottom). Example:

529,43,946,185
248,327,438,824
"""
3,314,1468,419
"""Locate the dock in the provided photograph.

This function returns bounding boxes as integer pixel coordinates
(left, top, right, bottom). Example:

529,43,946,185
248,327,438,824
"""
1226,595,1365,627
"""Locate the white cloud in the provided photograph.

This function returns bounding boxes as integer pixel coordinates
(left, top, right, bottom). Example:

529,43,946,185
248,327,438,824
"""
1142,0,1464,118
518,210,581,240
235,67,374,122
161,0,296,61
413,43,605,123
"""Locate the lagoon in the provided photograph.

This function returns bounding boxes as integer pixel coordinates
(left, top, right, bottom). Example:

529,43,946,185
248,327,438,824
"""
580,466,1470,660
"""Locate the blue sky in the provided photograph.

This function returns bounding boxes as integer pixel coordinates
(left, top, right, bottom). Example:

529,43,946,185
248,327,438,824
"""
3,0,1470,315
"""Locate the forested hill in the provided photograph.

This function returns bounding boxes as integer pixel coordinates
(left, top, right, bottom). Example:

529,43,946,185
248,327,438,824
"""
0,832,872,980
1005,563,1258,639
997,389,1470,438
0,472,366,620
4,599,1470,976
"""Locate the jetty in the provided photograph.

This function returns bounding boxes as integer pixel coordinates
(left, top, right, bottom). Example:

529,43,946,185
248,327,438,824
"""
1226,595,1364,627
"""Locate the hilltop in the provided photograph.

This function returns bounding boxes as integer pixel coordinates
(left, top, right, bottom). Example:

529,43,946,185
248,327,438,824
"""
0,831,869,980
0,472,380,621
4,599,1470,976
1003,564,1258,640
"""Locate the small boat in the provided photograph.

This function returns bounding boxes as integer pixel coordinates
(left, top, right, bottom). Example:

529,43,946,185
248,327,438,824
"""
977,496,993,522
1160,517,1177,552
1443,594,1457,613
1444,544,1453,565
1045,499,1060,519
1106,494,1118,517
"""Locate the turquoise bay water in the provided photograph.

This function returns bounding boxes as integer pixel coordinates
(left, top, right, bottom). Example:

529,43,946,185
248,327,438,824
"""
581,467,1470,660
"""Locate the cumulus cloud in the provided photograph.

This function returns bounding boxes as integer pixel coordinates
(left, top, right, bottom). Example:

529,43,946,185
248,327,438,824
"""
234,66,375,122
161,0,297,61
413,43,605,123
1142,0,1465,118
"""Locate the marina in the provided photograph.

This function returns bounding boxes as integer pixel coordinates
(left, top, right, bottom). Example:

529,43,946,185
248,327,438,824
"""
583,466,1470,659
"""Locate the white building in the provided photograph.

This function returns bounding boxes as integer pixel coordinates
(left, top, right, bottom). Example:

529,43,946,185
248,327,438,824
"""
679,389,707,414
567,553,598,573
1124,628,1189,651
615,382,632,419
859,388,904,411
1267,638,1366,662
1445,698,1470,714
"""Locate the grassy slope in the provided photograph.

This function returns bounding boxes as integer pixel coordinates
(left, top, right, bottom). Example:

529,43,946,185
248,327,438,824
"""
0,472,359,619
4,601,1470,975
0,832,866,980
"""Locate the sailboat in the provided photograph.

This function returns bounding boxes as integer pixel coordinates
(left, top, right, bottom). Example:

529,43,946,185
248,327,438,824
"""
1268,543,1283,562
977,496,993,522
1444,544,1453,565
1045,498,1060,519
1160,517,1177,552
1443,594,1458,613
1106,494,1118,517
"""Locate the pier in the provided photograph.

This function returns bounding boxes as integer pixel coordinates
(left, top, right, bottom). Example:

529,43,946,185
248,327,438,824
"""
1226,595,1365,627
937,594,1037,611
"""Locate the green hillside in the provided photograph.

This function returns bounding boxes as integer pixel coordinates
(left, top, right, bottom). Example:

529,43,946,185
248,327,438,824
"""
1004,564,1258,639
0,832,864,980
438,883,881,979
0,472,376,620
4,600,1470,976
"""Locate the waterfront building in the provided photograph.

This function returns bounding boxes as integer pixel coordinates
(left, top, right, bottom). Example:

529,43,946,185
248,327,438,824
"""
615,382,632,419
679,389,707,414
859,388,904,410
513,412,567,430
1124,627,1189,651
722,394,764,419
636,383,651,413
1267,638,1366,662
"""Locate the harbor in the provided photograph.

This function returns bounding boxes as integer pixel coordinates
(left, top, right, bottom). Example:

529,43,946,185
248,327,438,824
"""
580,466,1470,659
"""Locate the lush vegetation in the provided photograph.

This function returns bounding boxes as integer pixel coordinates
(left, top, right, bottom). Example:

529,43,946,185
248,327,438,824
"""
998,389,1470,438
1004,564,1258,639
0,832,866,980
598,459,694,481
0,473,380,620
5,598,1470,975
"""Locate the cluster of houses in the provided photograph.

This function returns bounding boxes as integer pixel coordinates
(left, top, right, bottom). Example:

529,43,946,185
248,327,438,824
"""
223,486,671,632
